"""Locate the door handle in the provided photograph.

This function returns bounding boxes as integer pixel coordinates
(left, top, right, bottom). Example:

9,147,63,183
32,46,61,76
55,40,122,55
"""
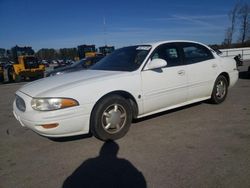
178,70,185,76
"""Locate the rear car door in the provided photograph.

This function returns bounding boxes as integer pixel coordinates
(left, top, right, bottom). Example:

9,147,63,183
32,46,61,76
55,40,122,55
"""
179,42,219,101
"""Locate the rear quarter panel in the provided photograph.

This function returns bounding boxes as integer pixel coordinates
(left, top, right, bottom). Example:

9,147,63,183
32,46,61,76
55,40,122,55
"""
217,56,238,88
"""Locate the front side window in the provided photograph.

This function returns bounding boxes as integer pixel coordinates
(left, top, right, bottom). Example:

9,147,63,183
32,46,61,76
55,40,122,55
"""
182,43,214,64
150,44,181,67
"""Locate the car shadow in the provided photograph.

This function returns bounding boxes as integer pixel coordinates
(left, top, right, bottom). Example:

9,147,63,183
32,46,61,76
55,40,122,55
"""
48,133,92,142
62,141,147,188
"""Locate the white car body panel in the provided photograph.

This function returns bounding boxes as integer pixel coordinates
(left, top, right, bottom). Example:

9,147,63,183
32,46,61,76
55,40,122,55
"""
13,40,239,138
186,58,219,101
13,70,143,137
141,65,187,114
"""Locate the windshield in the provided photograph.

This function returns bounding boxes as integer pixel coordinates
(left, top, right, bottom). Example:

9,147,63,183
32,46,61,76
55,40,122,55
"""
90,45,151,71
70,56,103,69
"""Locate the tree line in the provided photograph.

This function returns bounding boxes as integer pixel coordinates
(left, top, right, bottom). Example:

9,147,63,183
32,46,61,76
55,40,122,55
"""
0,47,79,62
222,1,250,48
36,48,78,61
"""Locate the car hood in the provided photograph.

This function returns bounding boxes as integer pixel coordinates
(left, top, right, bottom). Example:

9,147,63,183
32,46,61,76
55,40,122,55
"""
47,65,83,76
19,70,126,97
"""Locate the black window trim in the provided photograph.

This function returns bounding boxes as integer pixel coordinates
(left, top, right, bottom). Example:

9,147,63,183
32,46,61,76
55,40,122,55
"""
141,42,184,71
178,42,215,65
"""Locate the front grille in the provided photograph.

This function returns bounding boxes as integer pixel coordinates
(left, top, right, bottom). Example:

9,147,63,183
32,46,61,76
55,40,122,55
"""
16,95,26,112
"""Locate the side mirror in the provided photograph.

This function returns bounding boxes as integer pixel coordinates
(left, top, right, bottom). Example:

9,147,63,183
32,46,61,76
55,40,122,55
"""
145,58,167,70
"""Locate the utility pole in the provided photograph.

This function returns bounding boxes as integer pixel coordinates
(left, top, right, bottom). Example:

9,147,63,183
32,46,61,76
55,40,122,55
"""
103,16,107,46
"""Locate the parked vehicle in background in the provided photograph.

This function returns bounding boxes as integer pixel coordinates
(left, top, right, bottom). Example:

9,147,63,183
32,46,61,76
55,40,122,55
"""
45,55,104,77
77,44,97,59
0,56,45,83
7,55,45,82
0,45,45,82
40,60,50,67
13,40,238,141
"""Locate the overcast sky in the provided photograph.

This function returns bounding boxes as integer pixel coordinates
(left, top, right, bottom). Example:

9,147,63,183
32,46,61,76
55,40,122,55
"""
0,0,240,50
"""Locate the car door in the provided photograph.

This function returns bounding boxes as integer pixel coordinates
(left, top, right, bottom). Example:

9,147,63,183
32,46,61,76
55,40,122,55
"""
141,43,188,114
180,42,219,101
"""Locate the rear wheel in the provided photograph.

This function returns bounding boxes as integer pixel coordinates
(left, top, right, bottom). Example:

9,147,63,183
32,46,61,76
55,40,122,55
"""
90,95,132,141
210,75,228,104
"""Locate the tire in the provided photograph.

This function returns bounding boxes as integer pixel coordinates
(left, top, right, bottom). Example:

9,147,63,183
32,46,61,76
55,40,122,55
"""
7,68,14,82
90,95,132,141
14,73,21,82
210,75,228,104
0,75,3,82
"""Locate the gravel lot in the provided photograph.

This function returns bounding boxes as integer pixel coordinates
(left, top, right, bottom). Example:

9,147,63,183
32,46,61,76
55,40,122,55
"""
1,61,250,188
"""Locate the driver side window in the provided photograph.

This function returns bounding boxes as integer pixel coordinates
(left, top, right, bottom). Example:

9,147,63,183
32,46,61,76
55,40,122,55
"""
151,44,181,67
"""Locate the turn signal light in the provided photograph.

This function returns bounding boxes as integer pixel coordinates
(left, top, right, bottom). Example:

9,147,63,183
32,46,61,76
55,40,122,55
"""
41,123,59,129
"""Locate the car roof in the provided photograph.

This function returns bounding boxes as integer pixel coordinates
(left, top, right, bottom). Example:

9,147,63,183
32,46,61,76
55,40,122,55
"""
142,40,209,49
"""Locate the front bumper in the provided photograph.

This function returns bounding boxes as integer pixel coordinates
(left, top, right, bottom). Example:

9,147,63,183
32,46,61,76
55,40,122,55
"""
13,91,92,137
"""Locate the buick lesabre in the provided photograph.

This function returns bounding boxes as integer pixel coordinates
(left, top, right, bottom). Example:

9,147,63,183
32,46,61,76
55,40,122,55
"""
13,41,238,140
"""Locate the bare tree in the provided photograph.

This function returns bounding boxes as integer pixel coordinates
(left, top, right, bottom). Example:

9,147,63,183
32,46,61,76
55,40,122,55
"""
238,2,250,44
223,27,233,46
248,27,250,41
227,2,240,45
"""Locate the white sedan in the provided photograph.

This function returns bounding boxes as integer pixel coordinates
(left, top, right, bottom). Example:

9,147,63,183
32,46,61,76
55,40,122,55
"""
13,40,238,141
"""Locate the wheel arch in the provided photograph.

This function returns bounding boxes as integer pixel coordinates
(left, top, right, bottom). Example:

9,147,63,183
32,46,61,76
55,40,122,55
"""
219,72,230,86
90,90,139,121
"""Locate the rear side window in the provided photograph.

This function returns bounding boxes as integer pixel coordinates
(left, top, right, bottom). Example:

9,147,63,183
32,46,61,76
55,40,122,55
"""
182,43,214,64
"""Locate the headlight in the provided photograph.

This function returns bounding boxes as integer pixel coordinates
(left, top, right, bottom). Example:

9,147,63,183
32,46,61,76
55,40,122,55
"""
31,98,79,111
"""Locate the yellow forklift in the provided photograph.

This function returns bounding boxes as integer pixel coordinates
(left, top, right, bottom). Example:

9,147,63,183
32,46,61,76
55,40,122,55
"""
77,44,97,59
7,55,45,82
3,46,45,82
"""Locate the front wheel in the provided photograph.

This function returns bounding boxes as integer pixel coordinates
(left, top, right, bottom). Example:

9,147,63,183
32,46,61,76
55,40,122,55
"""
90,95,132,141
210,75,228,104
